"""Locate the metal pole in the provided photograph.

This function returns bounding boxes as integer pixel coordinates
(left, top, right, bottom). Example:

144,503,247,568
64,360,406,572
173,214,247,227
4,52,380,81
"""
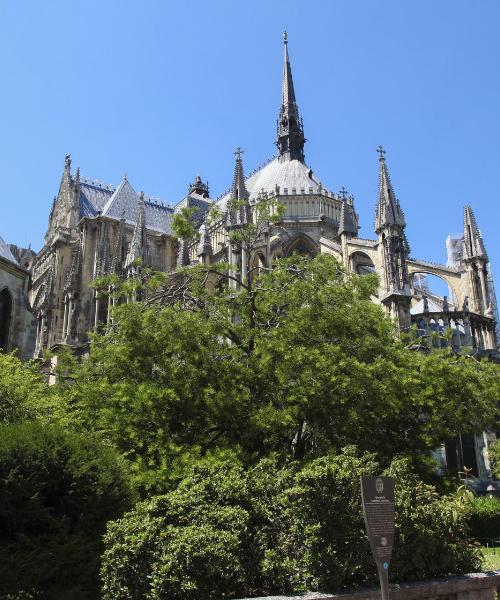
379,567,390,600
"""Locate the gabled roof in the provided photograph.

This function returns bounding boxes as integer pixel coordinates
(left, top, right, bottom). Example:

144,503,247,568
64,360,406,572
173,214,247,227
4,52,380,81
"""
0,236,20,266
79,180,114,217
77,175,173,235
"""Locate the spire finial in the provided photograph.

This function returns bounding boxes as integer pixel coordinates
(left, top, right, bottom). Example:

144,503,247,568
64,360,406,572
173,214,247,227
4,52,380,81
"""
339,186,348,200
65,154,72,169
234,146,244,161
276,33,305,162
376,145,386,161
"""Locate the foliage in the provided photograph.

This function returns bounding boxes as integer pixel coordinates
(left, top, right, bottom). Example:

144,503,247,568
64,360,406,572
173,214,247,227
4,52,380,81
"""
0,422,133,599
57,254,500,494
101,449,480,599
487,439,500,479
386,458,481,581
0,352,60,424
469,495,500,543
171,206,201,241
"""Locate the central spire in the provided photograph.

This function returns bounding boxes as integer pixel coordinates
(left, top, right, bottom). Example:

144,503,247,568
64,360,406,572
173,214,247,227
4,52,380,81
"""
276,31,305,162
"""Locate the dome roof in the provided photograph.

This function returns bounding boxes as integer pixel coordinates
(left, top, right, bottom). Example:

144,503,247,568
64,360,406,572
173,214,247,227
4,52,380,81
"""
217,158,332,210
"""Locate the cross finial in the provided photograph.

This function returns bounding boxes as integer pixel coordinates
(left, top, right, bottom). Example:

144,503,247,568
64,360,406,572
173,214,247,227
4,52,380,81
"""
283,30,288,45
376,145,386,160
234,146,244,160
339,186,348,200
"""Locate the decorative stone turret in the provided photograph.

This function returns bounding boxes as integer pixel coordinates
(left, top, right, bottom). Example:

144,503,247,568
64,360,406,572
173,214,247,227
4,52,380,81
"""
188,175,210,198
374,146,412,331
225,148,251,286
462,205,491,317
125,192,147,275
225,147,251,229
197,222,213,266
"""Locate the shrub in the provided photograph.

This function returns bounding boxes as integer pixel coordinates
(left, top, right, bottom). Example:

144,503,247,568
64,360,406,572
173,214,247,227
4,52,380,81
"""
469,495,500,543
101,449,480,599
0,422,133,599
387,458,481,582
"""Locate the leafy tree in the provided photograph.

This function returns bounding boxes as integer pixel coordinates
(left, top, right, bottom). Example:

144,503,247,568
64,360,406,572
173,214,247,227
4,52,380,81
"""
0,422,133,599
59,252,500,493
101,449,480,599
0,352,61,424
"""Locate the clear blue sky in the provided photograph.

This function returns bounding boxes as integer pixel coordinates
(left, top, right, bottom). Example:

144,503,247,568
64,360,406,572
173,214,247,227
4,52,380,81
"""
1,0,499,287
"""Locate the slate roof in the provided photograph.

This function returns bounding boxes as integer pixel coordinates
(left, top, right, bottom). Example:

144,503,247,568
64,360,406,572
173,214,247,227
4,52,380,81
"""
0,236,20,266
216,158,330,210
78,176,173,235
79,180,114,217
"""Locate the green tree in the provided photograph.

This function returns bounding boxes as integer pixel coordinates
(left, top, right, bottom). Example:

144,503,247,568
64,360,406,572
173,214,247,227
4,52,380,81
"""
0,422,133,599
0,352,62,424
60,253,500,492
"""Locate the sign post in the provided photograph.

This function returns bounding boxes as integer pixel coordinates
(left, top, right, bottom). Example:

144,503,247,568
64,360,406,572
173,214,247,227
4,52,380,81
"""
360,476,395,600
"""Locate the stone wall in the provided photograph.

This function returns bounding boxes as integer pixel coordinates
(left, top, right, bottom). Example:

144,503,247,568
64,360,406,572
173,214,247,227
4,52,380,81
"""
236,571,500,600
0,257,35,359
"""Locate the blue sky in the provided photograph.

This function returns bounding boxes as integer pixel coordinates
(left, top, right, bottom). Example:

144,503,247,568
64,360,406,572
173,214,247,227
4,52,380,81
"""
1,0,499,290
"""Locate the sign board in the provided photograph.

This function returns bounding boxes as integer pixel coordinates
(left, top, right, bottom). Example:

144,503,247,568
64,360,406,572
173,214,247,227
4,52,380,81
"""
360,476,395,600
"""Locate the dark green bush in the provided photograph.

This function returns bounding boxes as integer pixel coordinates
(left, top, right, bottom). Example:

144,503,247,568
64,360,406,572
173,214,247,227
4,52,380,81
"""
101,449,480,599
387,458,480,582
0,422,133,599
469,495,500,543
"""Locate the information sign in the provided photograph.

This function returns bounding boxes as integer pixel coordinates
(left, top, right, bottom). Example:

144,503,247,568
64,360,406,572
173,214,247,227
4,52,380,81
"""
360,476,395,600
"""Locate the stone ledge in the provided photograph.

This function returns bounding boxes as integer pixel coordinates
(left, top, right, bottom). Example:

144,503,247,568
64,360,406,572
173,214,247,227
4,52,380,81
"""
235,571,500,599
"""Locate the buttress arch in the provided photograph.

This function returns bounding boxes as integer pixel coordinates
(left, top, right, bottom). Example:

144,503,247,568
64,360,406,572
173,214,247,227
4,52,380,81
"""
406,260,463,307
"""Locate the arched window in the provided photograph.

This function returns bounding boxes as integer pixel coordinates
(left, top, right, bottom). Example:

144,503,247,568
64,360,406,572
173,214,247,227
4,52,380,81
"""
250,253,266,281
283,233,318,258
0,288,13,351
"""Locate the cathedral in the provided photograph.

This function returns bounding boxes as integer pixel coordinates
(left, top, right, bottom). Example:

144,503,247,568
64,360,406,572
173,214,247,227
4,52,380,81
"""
0,35,498,479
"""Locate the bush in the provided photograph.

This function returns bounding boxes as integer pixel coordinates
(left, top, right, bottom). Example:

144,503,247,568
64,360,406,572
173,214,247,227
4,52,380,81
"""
101,449,480,599
387,458,480,582
0,422,133,599
469,495,500,543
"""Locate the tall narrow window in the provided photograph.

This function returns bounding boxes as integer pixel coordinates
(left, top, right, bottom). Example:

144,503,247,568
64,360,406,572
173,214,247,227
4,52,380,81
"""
0,288,13,351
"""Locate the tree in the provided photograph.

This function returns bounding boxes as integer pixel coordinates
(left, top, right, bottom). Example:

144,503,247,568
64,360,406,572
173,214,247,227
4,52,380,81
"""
0,352,61,424
0,422,133,599
59,252,500,493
